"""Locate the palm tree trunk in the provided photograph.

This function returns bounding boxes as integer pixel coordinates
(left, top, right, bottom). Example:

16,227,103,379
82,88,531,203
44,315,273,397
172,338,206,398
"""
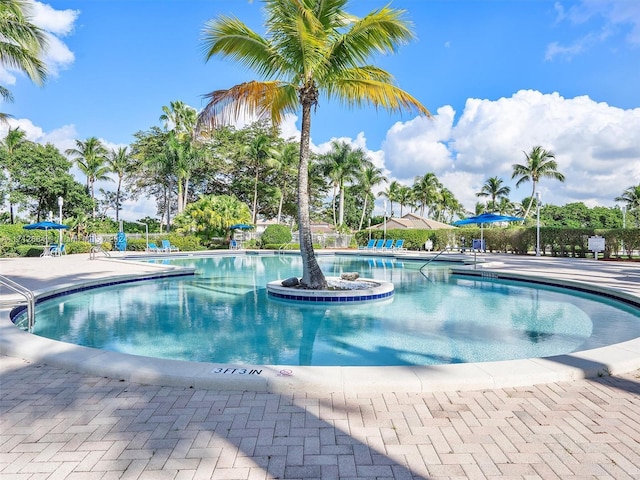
358,194,369,231
522,183,537,220
338,181,345,226
298,95,326,289
252,169,259,224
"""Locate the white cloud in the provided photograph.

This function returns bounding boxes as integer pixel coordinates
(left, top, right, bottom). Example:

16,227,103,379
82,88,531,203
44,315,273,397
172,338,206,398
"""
548,0,640,60
0,1,79,83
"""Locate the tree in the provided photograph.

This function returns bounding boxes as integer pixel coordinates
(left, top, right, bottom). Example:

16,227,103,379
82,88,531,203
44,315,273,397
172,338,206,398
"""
511,146,565,220
271,141,298,224
412,172,442,218
244,132,277,224
615,184,640,227
476,176,510,212
65,137,110,218
0,0,47,122
173,194,251,244
396,185,414,217
320,140,366,227
379,180,401,218
106,146,134,222
0,126,26,222
198,0,429,288
358,164,386,231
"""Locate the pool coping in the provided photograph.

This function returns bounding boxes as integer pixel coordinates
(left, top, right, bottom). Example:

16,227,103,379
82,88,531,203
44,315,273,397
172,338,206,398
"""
1,253,639,394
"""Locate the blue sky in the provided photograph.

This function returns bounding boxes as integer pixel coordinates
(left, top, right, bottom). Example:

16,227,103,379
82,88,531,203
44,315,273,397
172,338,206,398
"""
3,0,640,221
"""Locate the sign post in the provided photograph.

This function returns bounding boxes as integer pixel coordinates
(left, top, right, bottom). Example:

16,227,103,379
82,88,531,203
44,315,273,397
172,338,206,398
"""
588,235,605,260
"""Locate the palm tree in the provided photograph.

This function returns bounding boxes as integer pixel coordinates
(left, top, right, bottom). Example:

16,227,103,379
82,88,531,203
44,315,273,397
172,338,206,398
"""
65,137,110,218
0,0,48,122
106,147,133,222
358,165,386,231
245,133,276,224
412,172,442,218
615,184,640,227
511,146,565,220
320,141,366,227
272,141,299,224
1,126,26,222
378,180,401,218
396,185,413,217
160,101,199,213
476,176,510,212
197,0,429,289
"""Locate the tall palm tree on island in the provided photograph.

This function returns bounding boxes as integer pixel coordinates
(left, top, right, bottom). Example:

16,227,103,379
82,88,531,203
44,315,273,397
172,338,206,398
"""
511,146,565,221
615,184,640,227
197,0,429,289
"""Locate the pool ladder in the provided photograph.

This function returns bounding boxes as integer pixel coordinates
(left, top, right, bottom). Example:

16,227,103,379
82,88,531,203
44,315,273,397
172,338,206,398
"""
419,248,450,278
0,275,35,330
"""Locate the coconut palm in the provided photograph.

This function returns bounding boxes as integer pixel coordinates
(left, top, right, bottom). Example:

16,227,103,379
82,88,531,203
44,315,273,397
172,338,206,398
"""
1,126,26,222
378,180,401,218
245,133,277,224
395,185,414,217
511,146,565,220
615,184,640,227
0,0,48,122
106,146,133,222
476,176,510,212
160,101,199,213
412,172,442,218
197,0,429,288
65,137,110,218
320,141,366,227
358,164,386,231
272,141,299,224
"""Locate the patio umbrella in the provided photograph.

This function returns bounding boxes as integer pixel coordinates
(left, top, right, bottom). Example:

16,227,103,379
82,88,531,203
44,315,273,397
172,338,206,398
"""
23,221,69,248
452,213,523,247
229,223,254,230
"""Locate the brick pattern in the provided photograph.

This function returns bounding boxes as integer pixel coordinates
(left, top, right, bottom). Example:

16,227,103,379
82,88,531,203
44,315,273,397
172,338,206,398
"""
1,356,639,480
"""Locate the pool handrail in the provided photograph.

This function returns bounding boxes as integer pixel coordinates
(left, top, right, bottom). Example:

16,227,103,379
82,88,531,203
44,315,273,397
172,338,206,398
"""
0,275,35,330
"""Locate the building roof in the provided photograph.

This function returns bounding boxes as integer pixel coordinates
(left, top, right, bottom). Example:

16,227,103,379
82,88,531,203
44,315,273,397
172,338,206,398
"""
371,213,455,230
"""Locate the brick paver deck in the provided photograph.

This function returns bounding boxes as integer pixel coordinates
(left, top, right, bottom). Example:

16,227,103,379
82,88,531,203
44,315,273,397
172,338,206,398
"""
2,356,639,479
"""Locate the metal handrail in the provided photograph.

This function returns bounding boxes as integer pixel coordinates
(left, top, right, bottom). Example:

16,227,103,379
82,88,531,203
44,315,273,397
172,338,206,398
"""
0,275,35,330
419,248,451,278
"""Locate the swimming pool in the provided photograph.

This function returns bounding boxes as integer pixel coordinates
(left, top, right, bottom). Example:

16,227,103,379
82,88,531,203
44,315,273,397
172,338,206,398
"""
19,254,640,367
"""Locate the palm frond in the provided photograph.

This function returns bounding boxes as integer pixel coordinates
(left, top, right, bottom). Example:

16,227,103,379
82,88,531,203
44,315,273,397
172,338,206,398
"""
198,80,298,131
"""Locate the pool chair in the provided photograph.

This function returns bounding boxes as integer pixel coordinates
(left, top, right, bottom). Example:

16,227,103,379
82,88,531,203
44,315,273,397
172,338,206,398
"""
161,239,179,252
373,239,385,251
147,242,161,253
50,243,66,256
381,239,394,251
359,239,376,250
229,239,240,250
393,239,406,251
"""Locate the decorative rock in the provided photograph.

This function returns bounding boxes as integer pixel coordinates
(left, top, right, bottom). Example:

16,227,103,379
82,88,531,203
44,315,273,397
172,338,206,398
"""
281,277,300,287
340,272,359,281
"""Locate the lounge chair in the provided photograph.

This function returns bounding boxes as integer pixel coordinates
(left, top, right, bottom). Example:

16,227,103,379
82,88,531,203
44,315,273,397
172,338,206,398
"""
359,239,376,250
393,239,406,251
50,243,66,256
382,239,394,251
161,239,179,252
229,239,240,250
373,239,385,251
147,242,161,253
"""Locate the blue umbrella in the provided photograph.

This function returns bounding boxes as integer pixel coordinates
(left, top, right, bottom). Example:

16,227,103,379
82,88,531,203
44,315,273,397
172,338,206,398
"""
452,213,523,226
23,221,69,249
229,223,254,230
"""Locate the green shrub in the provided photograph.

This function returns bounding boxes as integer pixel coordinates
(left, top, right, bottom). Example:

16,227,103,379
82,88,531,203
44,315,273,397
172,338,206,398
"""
65,242,92,254
15,245,43,257
260,225,292,246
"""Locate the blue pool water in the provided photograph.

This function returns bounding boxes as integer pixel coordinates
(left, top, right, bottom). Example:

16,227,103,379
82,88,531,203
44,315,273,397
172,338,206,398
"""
24,255,640,366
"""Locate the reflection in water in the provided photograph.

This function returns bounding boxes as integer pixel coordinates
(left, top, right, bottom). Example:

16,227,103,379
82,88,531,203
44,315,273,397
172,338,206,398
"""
27,255,640,367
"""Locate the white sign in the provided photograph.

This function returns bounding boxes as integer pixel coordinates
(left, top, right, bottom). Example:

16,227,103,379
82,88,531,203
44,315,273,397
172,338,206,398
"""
588,236,605,252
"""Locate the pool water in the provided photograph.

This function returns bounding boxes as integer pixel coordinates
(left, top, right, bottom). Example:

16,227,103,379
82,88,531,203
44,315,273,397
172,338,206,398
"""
25,255,640,366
